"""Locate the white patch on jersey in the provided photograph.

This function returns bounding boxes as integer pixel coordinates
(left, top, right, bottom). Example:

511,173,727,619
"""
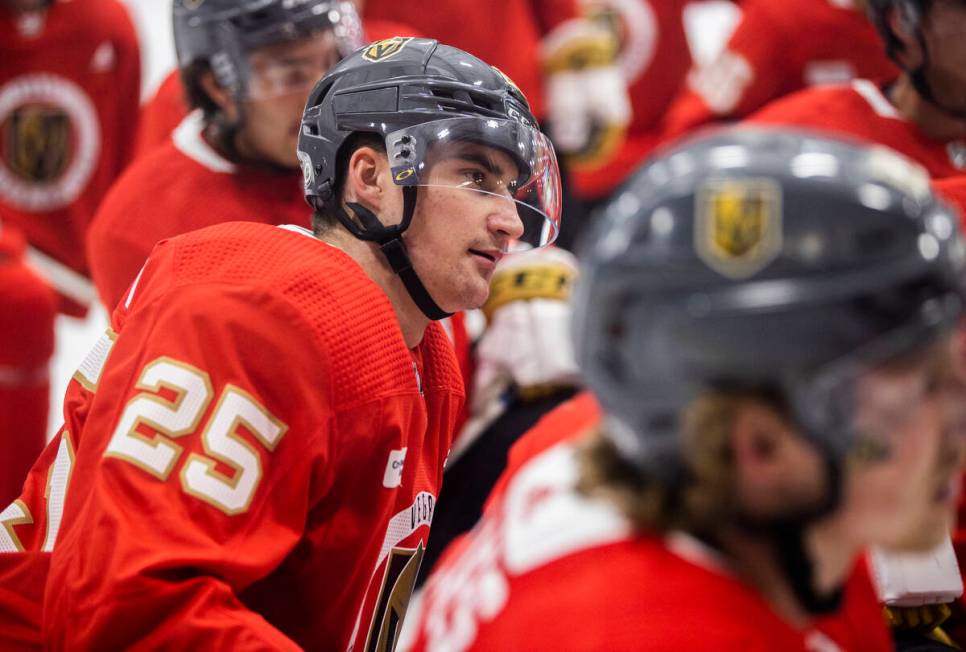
501,446,630,574
688,48,753,115
90,40,116,73
805,630,844,652
383,447,408,489
850,79,902,120
804,60,856,87
173,110,235,174
0,73,101,211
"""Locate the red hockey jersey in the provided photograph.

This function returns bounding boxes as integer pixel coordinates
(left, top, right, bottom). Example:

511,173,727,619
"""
0,221,464,650
747,79,966,178
0,224,56,509
86,111,311,310
662,0,896,140
570,0,692,199
133,19,423,158
363,0,582,120
405,398,893,652
0,0,140,311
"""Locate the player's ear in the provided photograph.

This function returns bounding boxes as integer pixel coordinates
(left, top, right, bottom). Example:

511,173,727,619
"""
343,146,391,212
887,3,924,68
198,69,239,122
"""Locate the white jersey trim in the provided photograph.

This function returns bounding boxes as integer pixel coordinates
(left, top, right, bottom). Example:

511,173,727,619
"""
173,110,236,174
850,79,903,120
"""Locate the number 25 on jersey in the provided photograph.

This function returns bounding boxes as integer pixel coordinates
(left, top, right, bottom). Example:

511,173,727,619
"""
104,356,287,515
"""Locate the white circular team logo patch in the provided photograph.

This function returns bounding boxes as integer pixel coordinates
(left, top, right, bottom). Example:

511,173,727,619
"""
0,73,101,212
583,0,658,83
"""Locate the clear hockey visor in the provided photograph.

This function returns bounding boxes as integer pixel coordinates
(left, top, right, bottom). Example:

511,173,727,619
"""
244,2,364,101
385,116,563,249
793,322,966,460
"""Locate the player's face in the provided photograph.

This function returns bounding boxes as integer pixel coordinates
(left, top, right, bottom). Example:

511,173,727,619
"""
399,143,526,312
235,32,341,169
839,335,966,550
917,0,966,109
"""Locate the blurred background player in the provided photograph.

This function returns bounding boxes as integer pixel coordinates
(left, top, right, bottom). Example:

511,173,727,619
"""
131,2,421,159
0,0,140,315
746,0,966,178
85,0,364,310
662,0,896,139
1,39,562,650
404,128,966,651
565,0,691,237
0,221,56,508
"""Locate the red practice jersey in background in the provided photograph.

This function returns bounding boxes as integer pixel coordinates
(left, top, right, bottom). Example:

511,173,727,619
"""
747,80,966,179
132,19,423,158
86,111,311,311
570,0,692,199
362,0,582,121
404,396,893,652
662,0,896,140
0,224,56,509
0,0,140,312
0,222,463,650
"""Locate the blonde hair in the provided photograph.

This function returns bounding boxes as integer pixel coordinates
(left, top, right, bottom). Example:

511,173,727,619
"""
577,392,776,533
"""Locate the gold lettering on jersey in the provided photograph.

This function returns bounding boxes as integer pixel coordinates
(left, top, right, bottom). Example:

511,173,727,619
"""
4,104,71,183
364,542,425,652
362,37,413,63
695,178,782,279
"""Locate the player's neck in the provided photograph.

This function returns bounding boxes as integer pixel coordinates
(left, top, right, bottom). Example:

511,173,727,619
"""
716,524,852,627
321,228,430,349
891,75,966,142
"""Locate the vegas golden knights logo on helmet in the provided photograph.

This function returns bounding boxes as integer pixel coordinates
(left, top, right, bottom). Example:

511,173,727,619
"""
362,37,414,63
695,178,782,279
4,104,72,183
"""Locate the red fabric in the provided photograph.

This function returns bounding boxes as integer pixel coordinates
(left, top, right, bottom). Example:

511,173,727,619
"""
0,0,140,293
86,116,312,311
0,221,464,649
132,19,421,159
408,432,893,652
570,0,692,199
0,552,48,652
363,0,583,120
662,0,896,141
0,224,56,508
746,81,966,179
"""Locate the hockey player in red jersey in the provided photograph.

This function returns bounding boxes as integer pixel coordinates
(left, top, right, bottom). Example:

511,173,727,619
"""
746,0,966,179
132,13,424,159
405,128,966,652
568,0,692,201
86,0,366,311
0,0,140,315
361,0,630,164
0,38,561,651
662,0,896,140
0,222,56,509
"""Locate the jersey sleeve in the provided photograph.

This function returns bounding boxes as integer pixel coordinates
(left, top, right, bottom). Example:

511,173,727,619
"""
662,0,790,138
43,275,335,650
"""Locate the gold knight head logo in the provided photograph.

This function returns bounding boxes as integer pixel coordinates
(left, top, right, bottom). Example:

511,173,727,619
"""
695,178,782,279
362,37,414,63
3,103,72,183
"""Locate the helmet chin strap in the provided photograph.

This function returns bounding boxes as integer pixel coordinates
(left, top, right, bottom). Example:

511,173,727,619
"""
731,454,845,616
335,187,453,321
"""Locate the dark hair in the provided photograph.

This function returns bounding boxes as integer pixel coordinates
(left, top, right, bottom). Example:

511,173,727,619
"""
179,60,244,161
311,132,387,236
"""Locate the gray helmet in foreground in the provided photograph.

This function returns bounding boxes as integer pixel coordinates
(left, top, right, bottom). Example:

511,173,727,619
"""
172,0,364,101
574,126,966,480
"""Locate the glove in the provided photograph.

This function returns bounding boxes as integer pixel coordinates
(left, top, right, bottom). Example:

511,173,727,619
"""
541,18,632,167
